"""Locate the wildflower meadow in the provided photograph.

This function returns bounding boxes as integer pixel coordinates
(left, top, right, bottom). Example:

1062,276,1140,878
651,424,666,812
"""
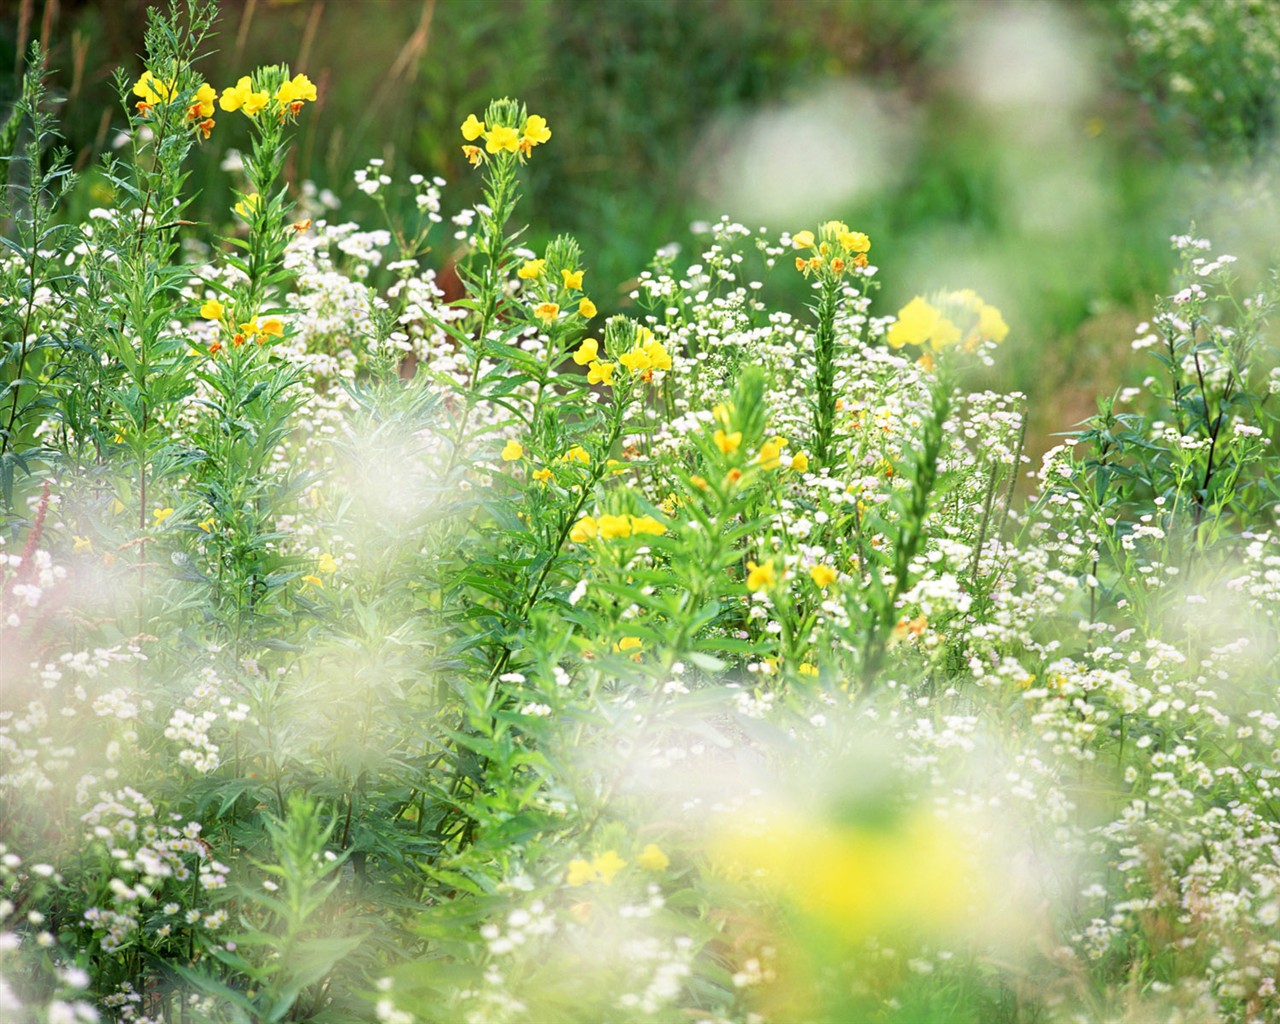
2,3,1279,1023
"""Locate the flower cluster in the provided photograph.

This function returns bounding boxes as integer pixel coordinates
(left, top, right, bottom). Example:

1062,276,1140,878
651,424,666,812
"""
792,219,871,278
459,108,551,167
886,289,1009,353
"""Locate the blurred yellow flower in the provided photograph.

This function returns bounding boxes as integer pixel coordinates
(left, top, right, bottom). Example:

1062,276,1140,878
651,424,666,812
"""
573,337,599,365
629,515,666,536
810,564,838,588
302,574,323,587
199,299,224,320
461,113,485,141
792,230,815,248
501,439,524,461
533,302,560,323
592,850,627,883
562,445,590,464
562,268,584,289
197,517,216,533
886,296,940,349
518,259,546,280
838,229,871,254
569,515,598,543
757,435,786,470
565,859,597,886
73,535,94,554
598,514,633,539
790,451,809,473
152,507,174,524
643,339,671,371
637,843,669,871
613,636,642,653
318,553,338,573
714,429,742,455
578,298,597,319
234,193,260,219
532,468,553,483
977,302,1009,343
746,559,776,591
258,317,285,338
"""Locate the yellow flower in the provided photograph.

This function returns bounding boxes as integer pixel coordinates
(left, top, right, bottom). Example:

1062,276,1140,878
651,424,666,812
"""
757,435,786,470
461,113,485,141
73,535,94,554
629,514,666,536
258,318,284,338
591,850,627,883
565,859,597,886
485,125,521,154
597,514,633,539
746,559,776,591
928,316,961,352
200,299,224,320
220,76,269,116
197,517,216,533
714,429,742,455
977,302,1009,343
619,347,652,374
886,296,940,349
578,298,597,319
562,268,584,290
532,468,553,483
587,361,615,387
792,230,815,248
569,515,598,543
522,113,552,147
810,564,838,588
501,439,524,461
798,663,819,676
318,553,338,573
152,507,174,524
643,339,671,371
838,230,871,254
110,497,126,514
637,843,669,871
533,302,560,323
189,83,217,120
562,445,590,464
302,574,323,587
234,192,260,219
791,451,809,473
461,145,483,166
613,636,643,654
573,337,599,365
276,73,317,107
518,259,546,280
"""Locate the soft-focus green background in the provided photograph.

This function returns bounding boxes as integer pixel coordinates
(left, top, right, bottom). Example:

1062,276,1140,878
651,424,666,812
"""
5,0,1280,444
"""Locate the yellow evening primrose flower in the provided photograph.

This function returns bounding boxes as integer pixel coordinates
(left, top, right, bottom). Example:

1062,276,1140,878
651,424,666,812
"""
461,113,485,141
522,114,552,147
152,507,175,524
757,435,786,470
746,559,776,591
838,230,871,254
189,83,217,120
573,337,599,365
132,71,177,109
714,429,742,455
318,553,338,573
562,445,591,464
618,347,652,374
484,125,521,154
591,850,627,884
565,859,597,886
532,468,552,483
587,361,615,387
886,296,940,349
533,302,560,323
501,439,524,461
562,269,584,290
578,298,597,318
518,259,546,280
461,144,483,166
197,517,216,533
792,230,815,248
643,339,671,371
258,318,285,338
302,574,323,587
276,73,317,108
597,514,633,540
199,299,224,320
810,564,838,588
977,302,1009,343
220,76,269,116
791,451,809,473
234,192,261,219
637,844,670,871
569,515,598,543
798,663,819,676
629,515,666,536
613,636,643,654
928,316,961,352
73,535,94,554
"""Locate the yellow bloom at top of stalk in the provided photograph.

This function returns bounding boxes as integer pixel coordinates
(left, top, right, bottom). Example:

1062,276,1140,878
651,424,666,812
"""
220,75,270,116
460,104,551,167
501,439,524,461
485,125,521,154
562,268,584,290
461,113,485,141
518,259,546,280
276,73,317,109
793,222,871,279
522,114,552,149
